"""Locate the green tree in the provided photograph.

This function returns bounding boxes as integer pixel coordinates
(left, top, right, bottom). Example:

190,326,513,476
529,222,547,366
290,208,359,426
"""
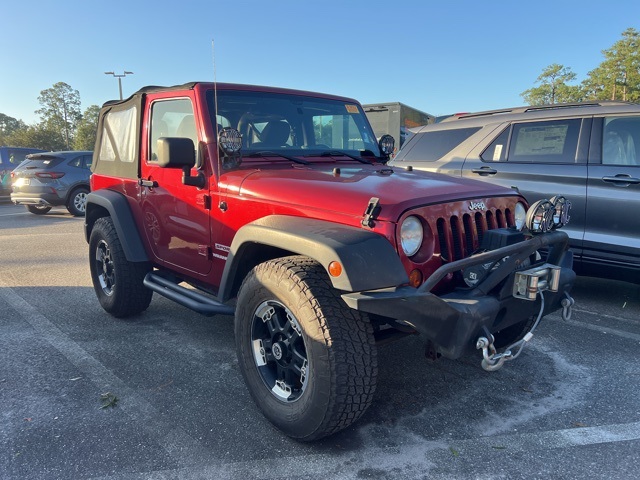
0,113,27,145
36,82,82,149
5,124,66,151
74,105,100,150
521,63,583,105
0,113,26,136
582,28,640,101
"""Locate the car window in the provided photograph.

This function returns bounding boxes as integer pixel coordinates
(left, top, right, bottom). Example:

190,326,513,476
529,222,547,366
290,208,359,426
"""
602,116,640,166
480,128,510,161
504,119,581,164
99,105,137,163
83,155,93,169
67,155,84,168
401,127,481,161
149,98,197,161
19,156,65,169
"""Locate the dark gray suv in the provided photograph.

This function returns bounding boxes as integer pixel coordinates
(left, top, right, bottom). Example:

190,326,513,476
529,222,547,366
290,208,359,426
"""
10,151,93,216
391,101,640,284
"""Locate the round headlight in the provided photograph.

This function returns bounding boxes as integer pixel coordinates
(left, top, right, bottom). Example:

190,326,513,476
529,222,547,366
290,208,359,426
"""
378,134,395,157
218,127,242,154
514,202,526,231
400,216,423,257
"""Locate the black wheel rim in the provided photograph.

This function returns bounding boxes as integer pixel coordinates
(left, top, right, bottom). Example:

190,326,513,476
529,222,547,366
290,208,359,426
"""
251,300,308,402
95,239,115,296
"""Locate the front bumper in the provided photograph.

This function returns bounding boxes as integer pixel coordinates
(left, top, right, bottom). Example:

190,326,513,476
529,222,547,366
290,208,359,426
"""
342,230,575,359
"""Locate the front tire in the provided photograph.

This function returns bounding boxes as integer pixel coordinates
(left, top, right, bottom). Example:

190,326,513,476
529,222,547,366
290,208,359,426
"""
89,217,152,317
235,256,378,441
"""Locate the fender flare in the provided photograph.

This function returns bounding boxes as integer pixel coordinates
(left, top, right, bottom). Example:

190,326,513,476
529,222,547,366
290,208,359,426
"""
84,190,149,262
219,215,408,301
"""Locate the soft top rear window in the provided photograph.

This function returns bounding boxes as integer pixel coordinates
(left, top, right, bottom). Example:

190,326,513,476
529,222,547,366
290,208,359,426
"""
401,127,481,162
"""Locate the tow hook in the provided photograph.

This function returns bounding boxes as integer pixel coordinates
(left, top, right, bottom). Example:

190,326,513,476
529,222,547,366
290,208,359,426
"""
477,290,575,372
477,335,510,372
561,293,575,321
476,329,535,372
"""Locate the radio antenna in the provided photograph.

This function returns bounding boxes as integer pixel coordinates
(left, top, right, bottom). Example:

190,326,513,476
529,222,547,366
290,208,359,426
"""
212,39,222,179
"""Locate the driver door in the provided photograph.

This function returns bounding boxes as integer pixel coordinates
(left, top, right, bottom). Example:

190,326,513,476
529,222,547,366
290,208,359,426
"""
140,95,212,276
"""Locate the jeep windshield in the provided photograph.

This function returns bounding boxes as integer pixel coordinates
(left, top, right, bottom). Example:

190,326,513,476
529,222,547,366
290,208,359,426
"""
207,89,383,161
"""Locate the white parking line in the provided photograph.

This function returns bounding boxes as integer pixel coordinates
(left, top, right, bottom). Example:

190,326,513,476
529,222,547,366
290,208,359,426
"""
91,420,640,479
556,317,640,342
0,281,212,467
3,279,639,479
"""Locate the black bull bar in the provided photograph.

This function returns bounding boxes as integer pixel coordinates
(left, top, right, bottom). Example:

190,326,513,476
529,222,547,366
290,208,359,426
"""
341,230,575,359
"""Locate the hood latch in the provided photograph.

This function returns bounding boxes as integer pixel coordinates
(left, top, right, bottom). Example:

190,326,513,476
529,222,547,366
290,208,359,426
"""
362,197,381,228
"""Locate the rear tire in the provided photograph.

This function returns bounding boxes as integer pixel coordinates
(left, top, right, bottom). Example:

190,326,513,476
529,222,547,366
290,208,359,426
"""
89,217,152,317
27,205,51,215
67,187,89,216
235,255,378,441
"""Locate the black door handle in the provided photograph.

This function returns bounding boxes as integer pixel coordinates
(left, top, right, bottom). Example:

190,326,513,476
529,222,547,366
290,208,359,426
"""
602,174,640,186
472,167,498,176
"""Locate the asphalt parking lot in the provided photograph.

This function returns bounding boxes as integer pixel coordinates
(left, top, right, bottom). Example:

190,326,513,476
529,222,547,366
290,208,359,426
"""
1,202,639,480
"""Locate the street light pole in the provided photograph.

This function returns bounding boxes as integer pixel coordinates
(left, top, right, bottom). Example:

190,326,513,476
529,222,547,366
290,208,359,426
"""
104,71,134,100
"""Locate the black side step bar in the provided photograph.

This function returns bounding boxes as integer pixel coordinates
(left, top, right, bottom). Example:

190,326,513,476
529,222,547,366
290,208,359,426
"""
143,273,235,317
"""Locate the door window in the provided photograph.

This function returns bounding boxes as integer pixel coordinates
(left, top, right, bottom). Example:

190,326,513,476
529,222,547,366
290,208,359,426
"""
149,98,197,161
482,119,581,164
602,116,640,166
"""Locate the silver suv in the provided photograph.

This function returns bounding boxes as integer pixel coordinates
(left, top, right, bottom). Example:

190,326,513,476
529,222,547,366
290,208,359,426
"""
10,150,93,216
391,101,640,284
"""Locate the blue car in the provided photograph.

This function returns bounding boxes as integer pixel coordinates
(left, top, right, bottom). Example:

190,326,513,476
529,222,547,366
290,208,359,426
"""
10,150,93,216
0,146,46,198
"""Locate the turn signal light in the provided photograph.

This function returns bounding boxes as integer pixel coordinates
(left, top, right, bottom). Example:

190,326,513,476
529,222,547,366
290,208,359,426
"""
408,269,423,287
328,261,343,277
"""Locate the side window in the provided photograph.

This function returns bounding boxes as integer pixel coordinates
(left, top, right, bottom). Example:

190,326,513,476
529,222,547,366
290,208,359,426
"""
68,155,83,168
602,116,640,166
8,149,33,165
402,127,481,162
507,119,581,163
83,155,93,169
150,98,197,161
480,128,510,162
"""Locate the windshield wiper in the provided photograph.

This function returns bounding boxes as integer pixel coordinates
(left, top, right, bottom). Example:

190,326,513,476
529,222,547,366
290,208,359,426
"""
316,151,373,164
246,151,309,165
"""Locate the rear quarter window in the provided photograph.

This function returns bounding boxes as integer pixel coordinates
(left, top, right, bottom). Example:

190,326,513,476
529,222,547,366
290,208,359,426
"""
400,127,481,161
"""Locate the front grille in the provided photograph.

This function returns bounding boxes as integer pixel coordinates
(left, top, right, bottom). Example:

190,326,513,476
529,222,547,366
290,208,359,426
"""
436,209,512,262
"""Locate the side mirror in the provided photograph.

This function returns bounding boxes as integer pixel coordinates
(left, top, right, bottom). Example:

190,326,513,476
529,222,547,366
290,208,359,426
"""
378,134,395,160
156,137,195,169
156,137,204,188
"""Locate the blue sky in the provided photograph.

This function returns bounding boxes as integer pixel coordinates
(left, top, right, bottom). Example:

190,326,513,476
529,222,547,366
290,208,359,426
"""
2,0,639,125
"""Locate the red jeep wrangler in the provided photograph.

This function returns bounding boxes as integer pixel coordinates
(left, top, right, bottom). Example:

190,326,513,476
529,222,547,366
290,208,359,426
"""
85,82,575,440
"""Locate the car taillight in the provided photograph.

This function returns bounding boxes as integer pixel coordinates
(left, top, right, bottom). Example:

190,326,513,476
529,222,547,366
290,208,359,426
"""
35,172,65,179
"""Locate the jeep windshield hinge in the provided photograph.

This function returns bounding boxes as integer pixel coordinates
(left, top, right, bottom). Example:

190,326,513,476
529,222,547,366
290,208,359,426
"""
182,166,205,188
362,197,381,228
